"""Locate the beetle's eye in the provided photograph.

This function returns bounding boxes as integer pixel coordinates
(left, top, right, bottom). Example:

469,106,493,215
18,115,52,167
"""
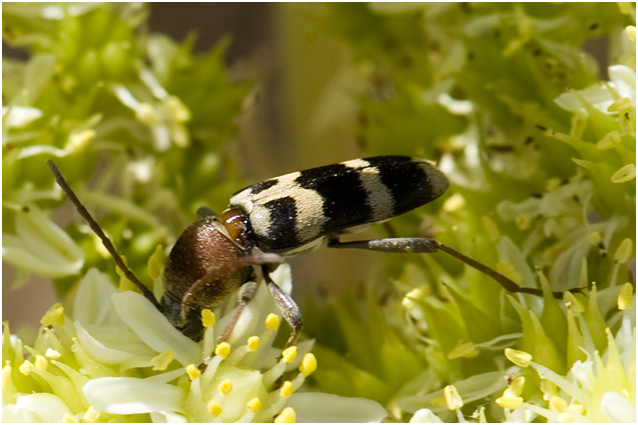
220,208,249,243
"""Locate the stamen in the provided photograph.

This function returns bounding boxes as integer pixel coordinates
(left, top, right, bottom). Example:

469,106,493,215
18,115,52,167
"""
274,407,296,423
34,355,48,370
218,379,233,395
202,309,216,327
266,313,280,330
247,397,261,412
151,351,174,371
505,348,532,367
186,364,201,380
207,400,222,418
299,353,317,377
279,381,294,398
215,342,231,359
282,346,297,364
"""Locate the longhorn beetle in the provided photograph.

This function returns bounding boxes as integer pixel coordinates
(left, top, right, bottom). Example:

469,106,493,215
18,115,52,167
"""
48,156,578,355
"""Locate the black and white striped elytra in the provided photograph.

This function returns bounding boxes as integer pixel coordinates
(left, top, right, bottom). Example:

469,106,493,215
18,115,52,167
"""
229,156,449,255
47,156,579,368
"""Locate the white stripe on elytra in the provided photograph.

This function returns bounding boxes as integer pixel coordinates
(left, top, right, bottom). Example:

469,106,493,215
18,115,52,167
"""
357,166,394,221
229,170,328,242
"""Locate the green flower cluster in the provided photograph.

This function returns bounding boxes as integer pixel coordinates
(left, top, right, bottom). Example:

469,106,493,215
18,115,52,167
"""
298,2,635,422
2,4,387,422
2,2,636,423
3,2,249,294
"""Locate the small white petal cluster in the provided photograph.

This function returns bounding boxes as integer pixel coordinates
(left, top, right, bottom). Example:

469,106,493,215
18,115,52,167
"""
2,264,387,423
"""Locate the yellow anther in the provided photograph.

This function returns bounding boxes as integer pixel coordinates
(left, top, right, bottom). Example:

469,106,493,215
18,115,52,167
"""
247,397,261,412
151,351,174,371
495,395,523,409
505,348,532,367
443,193,465,213
614,238,633,263
504,376,525,397
496,261,522,284
597,131,621,150
549,395,567,413
402,297,416,310
569,403,584,414
202,309,216,328
274,407,296,423
41,303,65,327
2,365,12,389
215,342,231,359
558,412,575,423
83,406,100,423
611,164,636,183
570,111,587,138
300,352,317,377
18,360,34,375
34,355,48,370
545,177,561,192
280,381,294,398
587,232,602,246
218,379,233,395
266,313,280,330
165,96,192,123
136,103,158,125
444,385,464,410
608,98,634,112
66,129,95,153
448,342,480,359
186,364,201,380
45,348,61,359
405,287,426,302
515,214,531,230
626,25,636,42
207,400,223,418
618,283,634,311
148,245,166,279
247,336,260,352
281,346,297,364
620,112,634,134
541,379,557,401
63,413,79,423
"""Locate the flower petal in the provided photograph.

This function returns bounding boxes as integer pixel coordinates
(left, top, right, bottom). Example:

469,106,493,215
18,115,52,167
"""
600,392,636,423
83,377,186,414
4,393,73,422
288,392,387,423
112,291,201,365
409,408,444,423
73,268,119,326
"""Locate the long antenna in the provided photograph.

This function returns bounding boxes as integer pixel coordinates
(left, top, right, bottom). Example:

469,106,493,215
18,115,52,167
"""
47,160,161,309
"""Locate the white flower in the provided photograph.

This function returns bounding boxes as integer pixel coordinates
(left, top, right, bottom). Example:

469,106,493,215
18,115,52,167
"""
554,65,636,113
3,263,387,423
2,204,84,280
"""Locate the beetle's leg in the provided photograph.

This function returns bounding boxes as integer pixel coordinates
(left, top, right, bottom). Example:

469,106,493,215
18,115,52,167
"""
262,264,303,349
219,280,259,343
197,207,217,219
328,237,583,299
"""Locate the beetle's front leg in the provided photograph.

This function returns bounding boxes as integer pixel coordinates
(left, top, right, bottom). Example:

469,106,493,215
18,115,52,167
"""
262,264,303,349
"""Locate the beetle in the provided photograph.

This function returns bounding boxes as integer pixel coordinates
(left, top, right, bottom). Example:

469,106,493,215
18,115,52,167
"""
47,156,574,354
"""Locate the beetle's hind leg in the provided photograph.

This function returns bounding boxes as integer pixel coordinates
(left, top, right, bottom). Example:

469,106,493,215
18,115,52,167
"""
262,264,303,350
328,237,583,298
